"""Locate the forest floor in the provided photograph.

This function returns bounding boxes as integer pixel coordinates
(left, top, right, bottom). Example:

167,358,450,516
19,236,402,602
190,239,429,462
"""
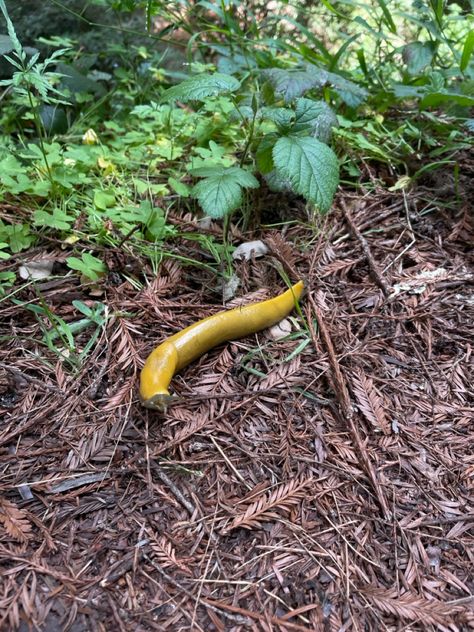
1,182,473,631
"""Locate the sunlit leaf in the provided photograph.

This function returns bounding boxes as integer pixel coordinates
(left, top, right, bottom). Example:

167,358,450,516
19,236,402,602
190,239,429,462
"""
273,136,339,212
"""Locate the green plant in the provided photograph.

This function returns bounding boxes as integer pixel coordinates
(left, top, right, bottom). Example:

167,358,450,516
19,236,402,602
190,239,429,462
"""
23,297,108,370
0,0,472,298
157,67,341,219
0,0,71,186
66,252,107,281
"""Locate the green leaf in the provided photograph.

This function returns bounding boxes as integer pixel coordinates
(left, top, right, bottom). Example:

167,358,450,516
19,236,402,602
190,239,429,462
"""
33,208,74,231
260,107,294,129
293,98,339,142
264,170,293,193
0,242,11,260
263,67,328,102
420,91,474,108
461,30,474,72
0,223,34,253
256,135,277,174
94,189,116,210
0,270,15,296
375,0,397,34
189,141,235,169
273,136,339,213
67,253,106,281
160,72,240,103
327,72,368,107
392,84,425,99
168,176,190,197
192,166,259,219
146,208,167,239
402,42,435,75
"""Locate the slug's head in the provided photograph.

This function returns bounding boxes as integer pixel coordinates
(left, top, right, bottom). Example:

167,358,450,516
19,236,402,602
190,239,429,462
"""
139,391,172,412
139,341,178,413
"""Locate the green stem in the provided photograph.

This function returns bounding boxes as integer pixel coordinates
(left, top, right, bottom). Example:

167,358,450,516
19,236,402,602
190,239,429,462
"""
27,90,53,184
239,106,257,168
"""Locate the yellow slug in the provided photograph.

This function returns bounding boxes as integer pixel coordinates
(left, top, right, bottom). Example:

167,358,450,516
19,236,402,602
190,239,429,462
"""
139,280,304,411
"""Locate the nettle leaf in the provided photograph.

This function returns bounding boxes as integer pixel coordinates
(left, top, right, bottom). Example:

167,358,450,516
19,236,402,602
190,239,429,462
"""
160,72,240,103
191,166,259,219
273,136,339,213
263,67,328,102
260,107,294,129
293,98,339,143
327,72,368,107
402,42,435,75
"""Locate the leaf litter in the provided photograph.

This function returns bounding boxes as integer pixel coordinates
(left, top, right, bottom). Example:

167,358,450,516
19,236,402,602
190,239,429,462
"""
0,188,473,631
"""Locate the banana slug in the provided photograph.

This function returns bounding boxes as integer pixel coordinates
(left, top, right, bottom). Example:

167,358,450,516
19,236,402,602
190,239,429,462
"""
139,280,304,411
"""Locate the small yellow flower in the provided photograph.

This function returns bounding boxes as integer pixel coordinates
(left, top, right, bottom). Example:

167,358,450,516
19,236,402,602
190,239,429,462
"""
82,128,99,145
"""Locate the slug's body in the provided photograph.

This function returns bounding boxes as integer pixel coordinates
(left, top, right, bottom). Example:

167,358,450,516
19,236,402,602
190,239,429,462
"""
139,280,304,410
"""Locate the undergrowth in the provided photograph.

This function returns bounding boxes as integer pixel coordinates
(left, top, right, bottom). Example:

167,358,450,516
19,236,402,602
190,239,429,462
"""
0,0,472,301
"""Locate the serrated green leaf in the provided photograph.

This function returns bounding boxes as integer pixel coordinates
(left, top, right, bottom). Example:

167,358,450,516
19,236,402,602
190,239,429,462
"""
192,167,259,219
293,98,339,142
226,166,260,188
327,72,368,107
260,107,294,129
189,165,227,178
273,136,339,213
264,67,328,103
402,42,435,75
392,84,425,99
160,72,240,103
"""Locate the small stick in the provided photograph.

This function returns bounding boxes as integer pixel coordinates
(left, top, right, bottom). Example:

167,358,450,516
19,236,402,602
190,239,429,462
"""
154,467,196,516
340,199,391,297
307,294,391,519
